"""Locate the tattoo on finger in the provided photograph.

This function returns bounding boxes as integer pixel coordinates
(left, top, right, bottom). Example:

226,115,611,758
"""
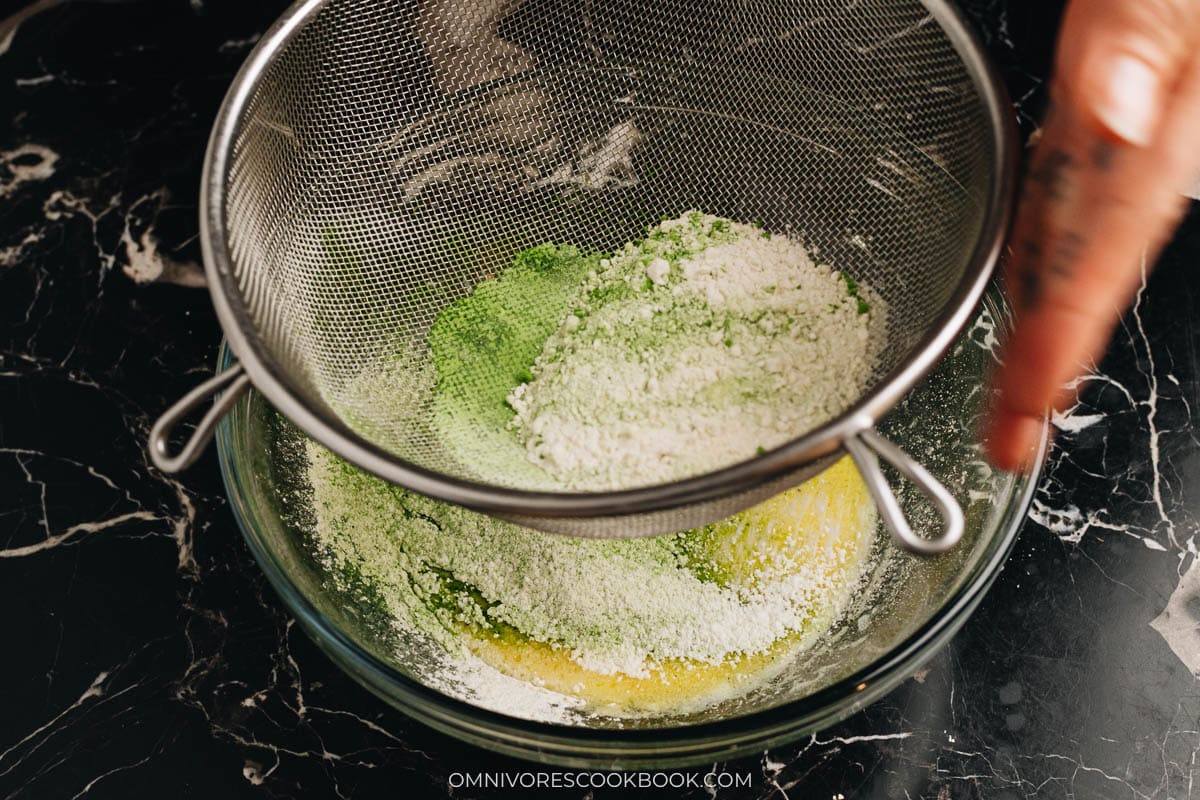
1049,230,1086,279
1027,147,1074,202
1018,239,1043,310
1091,140,1115,172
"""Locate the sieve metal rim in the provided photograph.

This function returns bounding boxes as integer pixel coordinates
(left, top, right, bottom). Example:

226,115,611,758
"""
197,0,1018,521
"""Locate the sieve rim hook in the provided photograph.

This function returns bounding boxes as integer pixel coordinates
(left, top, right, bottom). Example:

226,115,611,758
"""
149,363,251,473
844,427,965,556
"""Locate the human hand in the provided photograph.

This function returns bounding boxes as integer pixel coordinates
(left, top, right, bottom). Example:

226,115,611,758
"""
984,0,1200,471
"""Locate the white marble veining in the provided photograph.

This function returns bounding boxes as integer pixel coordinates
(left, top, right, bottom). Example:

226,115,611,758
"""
2,0,1200,796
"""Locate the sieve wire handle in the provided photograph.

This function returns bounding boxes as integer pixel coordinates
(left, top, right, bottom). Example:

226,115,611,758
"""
844,428,965,556
149,363,251,473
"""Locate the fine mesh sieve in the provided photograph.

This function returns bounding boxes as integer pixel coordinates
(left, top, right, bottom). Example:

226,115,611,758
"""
151,0,1017,553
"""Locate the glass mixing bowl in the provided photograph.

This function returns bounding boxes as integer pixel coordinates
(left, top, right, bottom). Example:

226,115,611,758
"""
215,290,1043,769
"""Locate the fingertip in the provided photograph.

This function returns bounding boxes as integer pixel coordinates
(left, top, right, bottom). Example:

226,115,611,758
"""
983,407,1047,474
1053,3,1187,151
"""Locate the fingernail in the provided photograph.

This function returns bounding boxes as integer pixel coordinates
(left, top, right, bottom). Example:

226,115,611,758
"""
1095,54,1162,147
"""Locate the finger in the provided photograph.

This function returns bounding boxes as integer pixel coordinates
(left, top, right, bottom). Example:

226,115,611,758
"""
1054,0,1200,146
985,52,1200,472
1003,0,1200,313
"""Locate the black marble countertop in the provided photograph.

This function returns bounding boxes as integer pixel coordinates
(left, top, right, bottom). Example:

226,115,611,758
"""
3,1,1199,797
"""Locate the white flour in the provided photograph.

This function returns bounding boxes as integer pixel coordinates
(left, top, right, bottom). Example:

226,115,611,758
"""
508,212,880,490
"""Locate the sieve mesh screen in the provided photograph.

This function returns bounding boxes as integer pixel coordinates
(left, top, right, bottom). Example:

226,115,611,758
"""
215,0,999,531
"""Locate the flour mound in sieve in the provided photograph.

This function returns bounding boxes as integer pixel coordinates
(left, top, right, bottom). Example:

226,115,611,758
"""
506,212,880,490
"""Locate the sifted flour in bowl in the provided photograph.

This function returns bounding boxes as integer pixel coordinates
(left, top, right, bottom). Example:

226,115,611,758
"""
305,442,877,716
